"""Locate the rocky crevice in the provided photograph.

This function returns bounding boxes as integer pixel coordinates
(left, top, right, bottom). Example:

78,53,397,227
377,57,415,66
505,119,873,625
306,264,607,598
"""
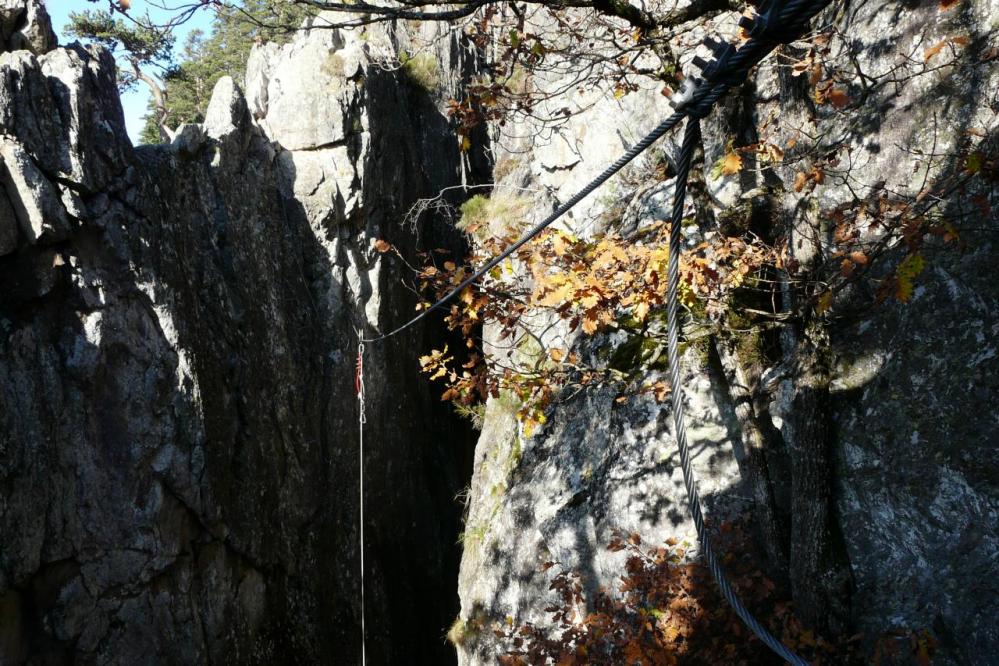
0,8,484,664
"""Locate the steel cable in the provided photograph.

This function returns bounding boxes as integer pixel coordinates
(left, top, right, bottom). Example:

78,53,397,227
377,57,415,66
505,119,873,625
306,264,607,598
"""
666,119,808,665
359,2,834,661
361,0,831,343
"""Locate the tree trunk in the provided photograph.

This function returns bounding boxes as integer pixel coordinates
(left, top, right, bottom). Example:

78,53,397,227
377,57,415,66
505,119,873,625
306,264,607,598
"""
131,60,174,142
714,336,789,573
780,312,853,634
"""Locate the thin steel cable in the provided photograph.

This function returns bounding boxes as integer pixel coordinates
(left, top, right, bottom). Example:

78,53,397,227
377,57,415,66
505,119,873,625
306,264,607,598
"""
356,337,367,666
666,119,808,665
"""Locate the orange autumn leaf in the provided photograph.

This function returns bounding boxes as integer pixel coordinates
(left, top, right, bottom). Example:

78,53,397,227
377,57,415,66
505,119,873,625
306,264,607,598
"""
719,151,743,175
939,0,959,8
373,239,392,252
924,40,947,62
551,233,570,256
633,299,650,322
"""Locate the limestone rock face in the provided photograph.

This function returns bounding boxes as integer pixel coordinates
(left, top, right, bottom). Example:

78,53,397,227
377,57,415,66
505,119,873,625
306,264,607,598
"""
0,0,55,55
0,5,482,664
454,0,999,663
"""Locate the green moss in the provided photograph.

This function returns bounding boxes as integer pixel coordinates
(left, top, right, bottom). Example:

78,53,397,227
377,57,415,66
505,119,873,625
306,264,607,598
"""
725,309,764,366
716,200,754,236
458,193,533,241
323,53,345,78
609,334,667,372
509,437,522,470
492,154,522,182
458,523,489,546
690,335,712,368
447,605,488,647
399,50,440,92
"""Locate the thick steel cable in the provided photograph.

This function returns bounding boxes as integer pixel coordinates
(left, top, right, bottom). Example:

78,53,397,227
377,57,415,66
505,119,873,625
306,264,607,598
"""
666,118,808,665
360,0,828,344
361,110,685,342
358,2,833,661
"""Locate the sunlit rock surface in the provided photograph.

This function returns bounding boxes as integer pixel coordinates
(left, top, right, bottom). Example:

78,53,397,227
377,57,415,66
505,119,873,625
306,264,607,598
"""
454,0,999,663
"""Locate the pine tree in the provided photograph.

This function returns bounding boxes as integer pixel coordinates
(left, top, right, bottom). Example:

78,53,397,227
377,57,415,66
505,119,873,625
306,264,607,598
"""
138,2,309,144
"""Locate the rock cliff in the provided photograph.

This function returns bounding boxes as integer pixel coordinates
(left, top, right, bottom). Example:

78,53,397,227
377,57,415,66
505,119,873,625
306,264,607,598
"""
453,0,999,663
0,9,484,664
0,0,996,664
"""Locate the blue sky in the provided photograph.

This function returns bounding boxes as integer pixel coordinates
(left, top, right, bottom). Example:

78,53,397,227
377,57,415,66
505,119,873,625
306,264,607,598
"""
47,0,214,143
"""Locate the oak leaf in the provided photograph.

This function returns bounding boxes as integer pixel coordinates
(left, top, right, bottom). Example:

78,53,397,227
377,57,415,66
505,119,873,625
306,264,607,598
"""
793,171,808,192
719,151,743,176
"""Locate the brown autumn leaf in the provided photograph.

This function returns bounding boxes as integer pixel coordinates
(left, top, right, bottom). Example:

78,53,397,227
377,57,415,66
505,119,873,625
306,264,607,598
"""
939,0,959,9
373,239,392,252
719,151,743,176
816,290,834,314
849,250,869,265
827,87,851,108
793,171,808,192
924,40,947,62
581,309,599,334
840,258,856,278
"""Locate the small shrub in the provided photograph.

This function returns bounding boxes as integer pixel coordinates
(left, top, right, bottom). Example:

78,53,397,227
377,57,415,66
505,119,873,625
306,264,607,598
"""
457,193,533,241
399,50,440,92
454,402,486,430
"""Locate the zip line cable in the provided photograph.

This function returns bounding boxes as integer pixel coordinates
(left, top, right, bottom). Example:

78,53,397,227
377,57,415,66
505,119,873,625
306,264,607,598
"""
355,1,832,661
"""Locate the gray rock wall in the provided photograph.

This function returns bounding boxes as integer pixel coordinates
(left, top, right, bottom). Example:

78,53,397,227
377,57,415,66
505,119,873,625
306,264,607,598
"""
0,0,995,663
0,12,482,665
454,0,999,663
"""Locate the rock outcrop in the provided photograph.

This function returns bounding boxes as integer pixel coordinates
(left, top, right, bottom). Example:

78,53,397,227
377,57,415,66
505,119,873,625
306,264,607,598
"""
0,9,484,664
454,0,999,663
0,0,54,56
0,0,996,664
